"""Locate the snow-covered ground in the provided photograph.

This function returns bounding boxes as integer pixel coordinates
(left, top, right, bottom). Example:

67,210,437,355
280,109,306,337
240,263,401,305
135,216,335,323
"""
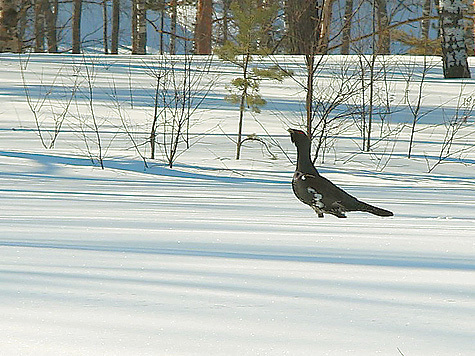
1,54,474,355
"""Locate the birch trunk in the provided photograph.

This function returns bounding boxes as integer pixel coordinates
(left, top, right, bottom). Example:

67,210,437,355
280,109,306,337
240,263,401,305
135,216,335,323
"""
132,0,146,54
319,0,333,54
137,0,146,54
439,0,471,78
375,0,390,54
421,0,432,39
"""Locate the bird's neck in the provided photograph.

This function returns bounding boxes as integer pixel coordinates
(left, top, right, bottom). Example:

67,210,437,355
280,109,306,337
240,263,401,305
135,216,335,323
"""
296,145,319,175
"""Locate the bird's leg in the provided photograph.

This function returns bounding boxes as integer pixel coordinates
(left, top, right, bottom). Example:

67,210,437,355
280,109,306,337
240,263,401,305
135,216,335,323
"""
313,207,325,218
330,202,347,218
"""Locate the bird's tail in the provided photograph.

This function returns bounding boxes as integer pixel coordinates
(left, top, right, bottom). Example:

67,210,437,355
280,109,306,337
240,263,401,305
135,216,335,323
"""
356,201,393,217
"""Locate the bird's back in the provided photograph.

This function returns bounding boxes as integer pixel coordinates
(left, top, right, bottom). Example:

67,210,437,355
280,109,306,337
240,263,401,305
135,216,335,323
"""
292,171,361,211
314,174,361,210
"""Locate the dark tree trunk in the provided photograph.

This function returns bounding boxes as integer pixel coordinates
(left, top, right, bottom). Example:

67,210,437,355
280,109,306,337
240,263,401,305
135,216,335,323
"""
0,0,20,52
17,0,29,52
421,0,431,40
102,0,108,54
257,0,277,50
222,0,230,44
72,0,82,54
131,0,137,53
159,9,164,54
341,0,353,54
285,0,324,55
111,0,119,54
45,0,58,52
34,0,45,52
305,54,314,137
170,0,177,54
195,0,212,54
439,0,471,78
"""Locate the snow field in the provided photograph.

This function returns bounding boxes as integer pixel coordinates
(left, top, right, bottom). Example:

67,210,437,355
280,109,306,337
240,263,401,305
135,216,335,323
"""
0,54,474,355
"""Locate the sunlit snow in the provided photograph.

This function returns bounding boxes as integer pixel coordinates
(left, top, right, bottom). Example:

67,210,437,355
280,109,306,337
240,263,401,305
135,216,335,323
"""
1,54,474,355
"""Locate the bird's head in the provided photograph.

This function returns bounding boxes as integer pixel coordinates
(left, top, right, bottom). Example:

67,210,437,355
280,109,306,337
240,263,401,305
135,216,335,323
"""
287,128,310,147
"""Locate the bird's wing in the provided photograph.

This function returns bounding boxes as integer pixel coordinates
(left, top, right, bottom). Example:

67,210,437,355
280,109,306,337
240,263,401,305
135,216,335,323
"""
292,172,317,206
293,172,359,211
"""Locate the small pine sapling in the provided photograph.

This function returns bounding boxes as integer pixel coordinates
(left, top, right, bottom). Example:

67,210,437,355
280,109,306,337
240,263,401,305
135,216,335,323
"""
216,0,288,159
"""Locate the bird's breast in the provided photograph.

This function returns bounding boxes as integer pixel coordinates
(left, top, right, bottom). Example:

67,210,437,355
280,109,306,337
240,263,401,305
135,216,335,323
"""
292,171,324,208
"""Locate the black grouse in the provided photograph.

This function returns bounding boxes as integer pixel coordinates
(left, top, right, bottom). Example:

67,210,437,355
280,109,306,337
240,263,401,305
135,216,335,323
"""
288,128,393,218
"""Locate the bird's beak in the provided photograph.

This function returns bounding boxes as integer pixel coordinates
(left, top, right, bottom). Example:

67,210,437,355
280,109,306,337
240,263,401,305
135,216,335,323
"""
287,128,295,143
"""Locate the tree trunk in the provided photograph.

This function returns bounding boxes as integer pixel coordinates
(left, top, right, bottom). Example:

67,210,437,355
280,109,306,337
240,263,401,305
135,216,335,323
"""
319,0,333,54
421,0,431,39
34,0,45,52
257,0,276,50
341,0,353,54
159,9,164,54
439,0,471,78
170,0,177,54
236,53,251,160
17,0,29,52
195,0,212,54
111,0,119,54
285,0,326,54
102,0,108,54
0,0,20,52
132,0,146,54
465,0,474,56
222,0,230,44
434,0,440,36
131,0,137,53
45,0,58,52
375,0,390,54
366,54,377,151
305,54,314,137
236,90,245,160
72,0,82,54
137,0,146,53
285,0,317,54
150,75,160,160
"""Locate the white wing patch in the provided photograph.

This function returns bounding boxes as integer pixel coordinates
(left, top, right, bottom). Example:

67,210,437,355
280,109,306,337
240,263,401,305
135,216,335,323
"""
307,187,324,208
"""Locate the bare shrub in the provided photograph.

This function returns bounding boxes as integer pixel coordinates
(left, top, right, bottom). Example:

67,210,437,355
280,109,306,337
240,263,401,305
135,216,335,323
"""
146,54,216,168
426,88,475,173
20,54,79,149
